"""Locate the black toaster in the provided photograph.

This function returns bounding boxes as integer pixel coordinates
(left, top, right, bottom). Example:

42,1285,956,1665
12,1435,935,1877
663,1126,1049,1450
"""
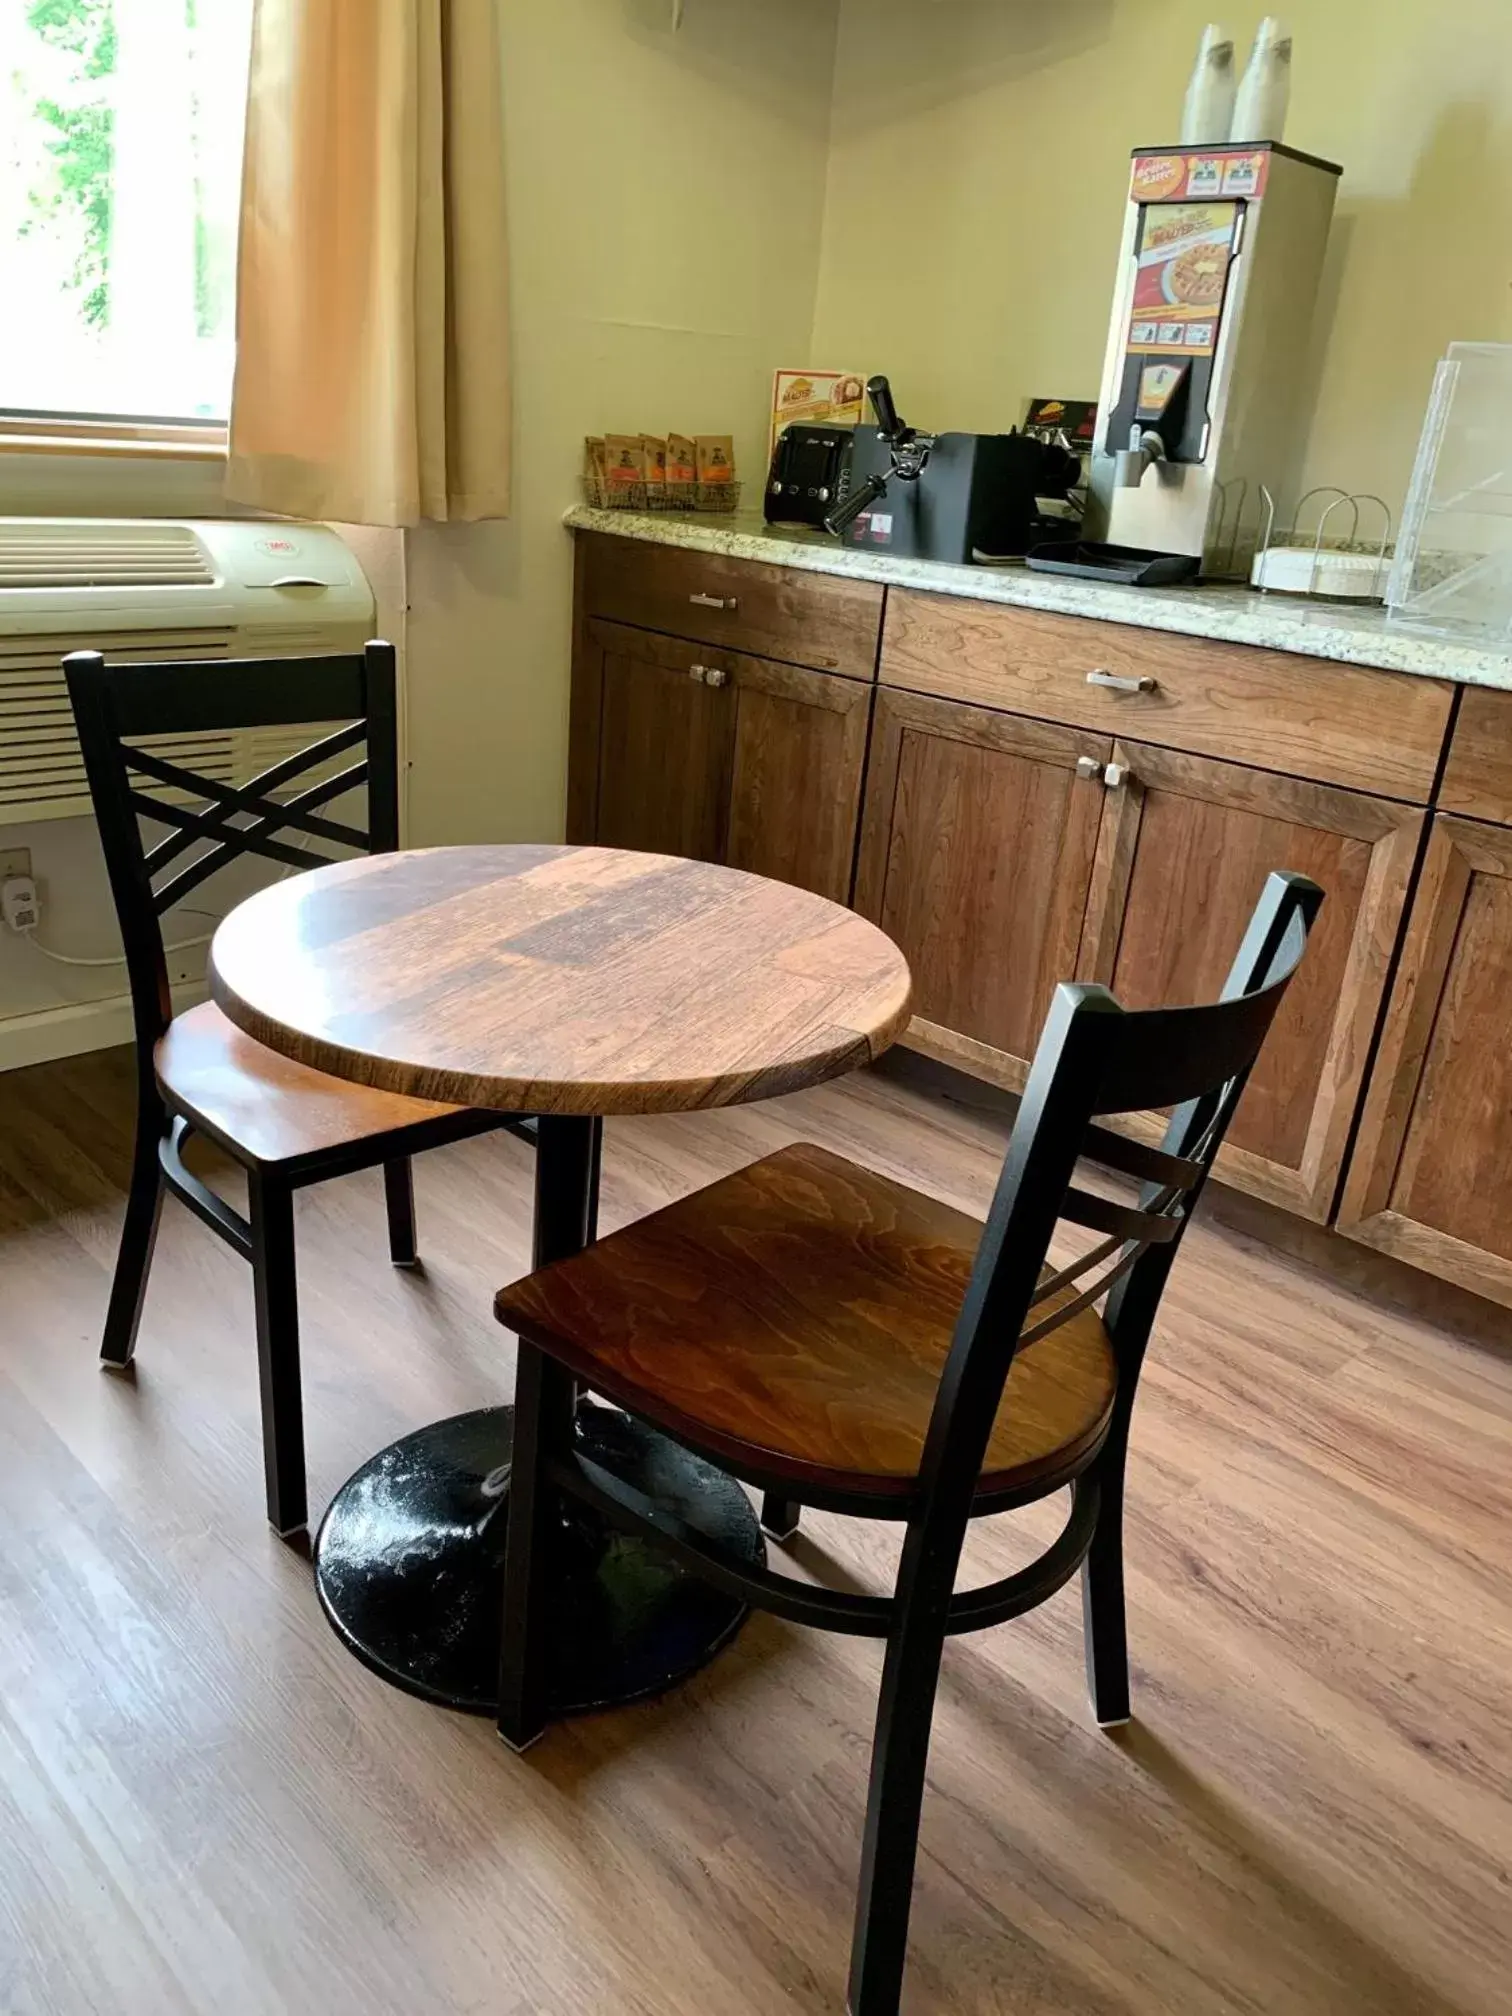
764,424,853,529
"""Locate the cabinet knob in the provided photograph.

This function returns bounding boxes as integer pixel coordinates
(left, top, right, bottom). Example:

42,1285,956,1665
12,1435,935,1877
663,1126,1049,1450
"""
1075,756,1102,780
689,663,728,687
1104,762,1132,789
690,592,739,611
1087,668,1157,695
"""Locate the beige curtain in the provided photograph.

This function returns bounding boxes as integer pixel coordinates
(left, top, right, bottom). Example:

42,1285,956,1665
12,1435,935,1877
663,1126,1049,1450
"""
226,0,511,527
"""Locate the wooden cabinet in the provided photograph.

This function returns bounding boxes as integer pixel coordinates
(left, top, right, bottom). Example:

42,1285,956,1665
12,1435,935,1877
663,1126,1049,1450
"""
591,623,731,864
881,590,1453,799
854,689,1110,1080
581,531,883,679
569,527,1512,1308
1077,743,1423,1220
723,654,872,901
1439,687,1512,824
572,617,871,905
1339,816,1512,1308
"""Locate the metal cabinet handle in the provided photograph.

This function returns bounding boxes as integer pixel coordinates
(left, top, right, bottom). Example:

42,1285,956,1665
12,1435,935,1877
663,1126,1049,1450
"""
1087,668,1157,694
1075,756,1102,780
688,664,728,687
690,592,738,611
1104,763,1132,789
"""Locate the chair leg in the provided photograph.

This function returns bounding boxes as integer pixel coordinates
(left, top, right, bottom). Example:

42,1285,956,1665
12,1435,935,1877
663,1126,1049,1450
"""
760,1492,801,1541
383,1157,419,1268
1082,1450,1132,1728
847,1606,950,2016
248,1172,308,1540
101,1089,167,1368
498,1340,575,1751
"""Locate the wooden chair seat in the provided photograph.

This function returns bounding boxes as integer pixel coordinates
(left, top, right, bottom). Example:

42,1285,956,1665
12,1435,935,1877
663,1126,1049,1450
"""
156,1002,462,1166
496,1142,1118,1503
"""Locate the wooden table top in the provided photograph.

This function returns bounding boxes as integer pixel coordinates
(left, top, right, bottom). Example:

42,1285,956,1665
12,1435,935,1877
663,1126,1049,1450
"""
209,845,913,1116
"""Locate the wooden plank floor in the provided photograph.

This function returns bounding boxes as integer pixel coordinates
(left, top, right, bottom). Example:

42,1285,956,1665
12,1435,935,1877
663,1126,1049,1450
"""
0,1043,1508,2015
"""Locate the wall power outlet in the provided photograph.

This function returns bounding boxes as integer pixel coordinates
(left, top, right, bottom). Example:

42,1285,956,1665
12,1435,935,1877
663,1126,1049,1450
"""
0,846,33,885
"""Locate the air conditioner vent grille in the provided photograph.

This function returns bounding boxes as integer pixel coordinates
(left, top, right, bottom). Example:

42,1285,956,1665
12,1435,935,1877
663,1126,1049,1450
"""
0,629,349,822
0,522,215,589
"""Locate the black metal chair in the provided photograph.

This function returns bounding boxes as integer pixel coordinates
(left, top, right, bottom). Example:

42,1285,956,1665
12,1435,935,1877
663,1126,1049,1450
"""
492,869,1323,2016
66,643,525,1540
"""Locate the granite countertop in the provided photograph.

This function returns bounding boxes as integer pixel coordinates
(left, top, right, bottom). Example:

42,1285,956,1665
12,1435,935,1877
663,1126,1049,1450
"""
564,504,1512,694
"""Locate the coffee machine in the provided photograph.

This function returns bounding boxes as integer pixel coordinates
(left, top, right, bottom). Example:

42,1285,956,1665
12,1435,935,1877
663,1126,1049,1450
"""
823,377,1081,564
1059,142,1340,583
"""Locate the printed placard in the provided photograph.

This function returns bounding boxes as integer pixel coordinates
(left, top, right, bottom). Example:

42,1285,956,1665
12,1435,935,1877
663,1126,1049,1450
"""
1125,200,1238,357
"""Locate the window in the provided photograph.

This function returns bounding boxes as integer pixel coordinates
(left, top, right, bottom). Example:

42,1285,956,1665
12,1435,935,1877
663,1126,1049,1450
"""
0,0,253,435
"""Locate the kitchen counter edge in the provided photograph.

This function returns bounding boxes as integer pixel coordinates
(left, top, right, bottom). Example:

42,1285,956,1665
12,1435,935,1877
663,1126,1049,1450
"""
564,505,1512,693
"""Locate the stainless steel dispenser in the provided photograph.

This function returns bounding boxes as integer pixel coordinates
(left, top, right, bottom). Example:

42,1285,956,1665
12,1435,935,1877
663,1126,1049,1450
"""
1081,142,1340,580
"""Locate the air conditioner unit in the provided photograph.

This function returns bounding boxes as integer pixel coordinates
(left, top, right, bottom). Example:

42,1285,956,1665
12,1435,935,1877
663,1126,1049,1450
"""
0,517,377,823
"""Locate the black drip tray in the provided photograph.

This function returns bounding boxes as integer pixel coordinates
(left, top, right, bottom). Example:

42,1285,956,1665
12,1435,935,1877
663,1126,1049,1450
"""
1025,540,1201,587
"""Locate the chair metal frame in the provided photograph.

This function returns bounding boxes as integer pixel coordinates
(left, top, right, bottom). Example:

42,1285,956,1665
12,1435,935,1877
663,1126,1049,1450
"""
65,643,528,1537
497,869,1324,2016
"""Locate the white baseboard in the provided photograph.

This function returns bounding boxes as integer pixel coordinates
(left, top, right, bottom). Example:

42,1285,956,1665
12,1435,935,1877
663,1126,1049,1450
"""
0,980,208,1076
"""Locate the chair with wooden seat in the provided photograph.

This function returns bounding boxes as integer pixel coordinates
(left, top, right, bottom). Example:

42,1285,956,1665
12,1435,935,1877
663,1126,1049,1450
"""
66,643,525,1540
493,870,1323,2016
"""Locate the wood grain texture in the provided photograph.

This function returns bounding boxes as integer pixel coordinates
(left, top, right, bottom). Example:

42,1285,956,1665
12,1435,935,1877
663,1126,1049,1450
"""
1340,816,1512,1308
854,687,1109,1070
1,1042,1509,2015
880,589,1454,800
497,1140,1115,1501
575,618,872,904
155,1002,462,1164
1439,687,1512,824
581,530,883,679
1074,743,1423,1221
565,537,600,844
899,1015,1031,1097
593,626,733,864
724,652,872,904
209,844,913,1117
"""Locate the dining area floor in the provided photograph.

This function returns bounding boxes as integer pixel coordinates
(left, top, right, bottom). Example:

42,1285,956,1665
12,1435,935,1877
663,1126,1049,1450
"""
1,1038,1508,2016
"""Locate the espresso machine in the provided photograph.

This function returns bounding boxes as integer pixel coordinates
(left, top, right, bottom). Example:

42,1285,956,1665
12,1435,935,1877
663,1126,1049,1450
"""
823,376,1081,564
1049,141,1341,584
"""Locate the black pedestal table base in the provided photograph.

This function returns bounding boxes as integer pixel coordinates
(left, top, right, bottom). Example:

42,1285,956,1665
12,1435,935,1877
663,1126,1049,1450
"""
313,1401,763,1716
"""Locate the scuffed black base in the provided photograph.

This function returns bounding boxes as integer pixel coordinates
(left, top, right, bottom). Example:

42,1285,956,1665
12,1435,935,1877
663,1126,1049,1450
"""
313,1403,762,1716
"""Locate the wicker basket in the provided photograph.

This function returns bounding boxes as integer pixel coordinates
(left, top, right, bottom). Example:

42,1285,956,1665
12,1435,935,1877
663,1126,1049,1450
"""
582,478,742,515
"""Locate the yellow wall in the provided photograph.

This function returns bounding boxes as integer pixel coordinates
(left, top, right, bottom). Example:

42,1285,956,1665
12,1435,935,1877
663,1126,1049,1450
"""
403,0,839,848
812,0,1512,509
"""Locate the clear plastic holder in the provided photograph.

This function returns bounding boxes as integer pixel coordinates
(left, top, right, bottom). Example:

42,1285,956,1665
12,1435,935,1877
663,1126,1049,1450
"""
1387,342,1512,646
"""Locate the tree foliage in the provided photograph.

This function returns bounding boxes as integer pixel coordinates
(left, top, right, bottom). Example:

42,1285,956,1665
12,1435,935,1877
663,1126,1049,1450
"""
26,0,117,327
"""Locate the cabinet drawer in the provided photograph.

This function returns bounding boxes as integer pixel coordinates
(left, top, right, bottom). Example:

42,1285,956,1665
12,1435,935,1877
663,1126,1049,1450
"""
581,532,882,679
881,590,1453,801
1440,687,1512,824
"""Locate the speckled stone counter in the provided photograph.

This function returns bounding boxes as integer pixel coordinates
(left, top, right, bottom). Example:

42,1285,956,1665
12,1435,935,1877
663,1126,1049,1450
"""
564,505,1512,694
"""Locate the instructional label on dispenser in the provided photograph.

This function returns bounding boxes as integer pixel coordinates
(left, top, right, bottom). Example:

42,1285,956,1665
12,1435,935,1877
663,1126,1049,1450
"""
1130,148,1270,204
1125,201,1238,358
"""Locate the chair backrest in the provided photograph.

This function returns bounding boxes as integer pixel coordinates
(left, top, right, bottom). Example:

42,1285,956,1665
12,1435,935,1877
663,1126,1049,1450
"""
64,643,399,1075
917,869,1324,1527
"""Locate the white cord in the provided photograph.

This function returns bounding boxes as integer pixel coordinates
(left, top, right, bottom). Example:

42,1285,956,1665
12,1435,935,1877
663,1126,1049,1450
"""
17,839,317,970
19,924,214,968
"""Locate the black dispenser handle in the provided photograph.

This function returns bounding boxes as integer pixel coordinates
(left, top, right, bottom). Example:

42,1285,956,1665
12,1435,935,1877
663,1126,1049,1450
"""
823,468,890,538
867,374,904,442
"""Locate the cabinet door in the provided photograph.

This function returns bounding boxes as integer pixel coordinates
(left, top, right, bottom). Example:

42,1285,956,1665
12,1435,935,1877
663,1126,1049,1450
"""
589,621,733,863
725,657,872,903
1339,817,1512,1308
1078,741,1423,1220
855,688,1111,1086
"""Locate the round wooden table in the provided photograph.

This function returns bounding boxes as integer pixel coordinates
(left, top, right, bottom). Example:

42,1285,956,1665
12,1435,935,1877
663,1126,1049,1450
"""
210,843,912,1715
